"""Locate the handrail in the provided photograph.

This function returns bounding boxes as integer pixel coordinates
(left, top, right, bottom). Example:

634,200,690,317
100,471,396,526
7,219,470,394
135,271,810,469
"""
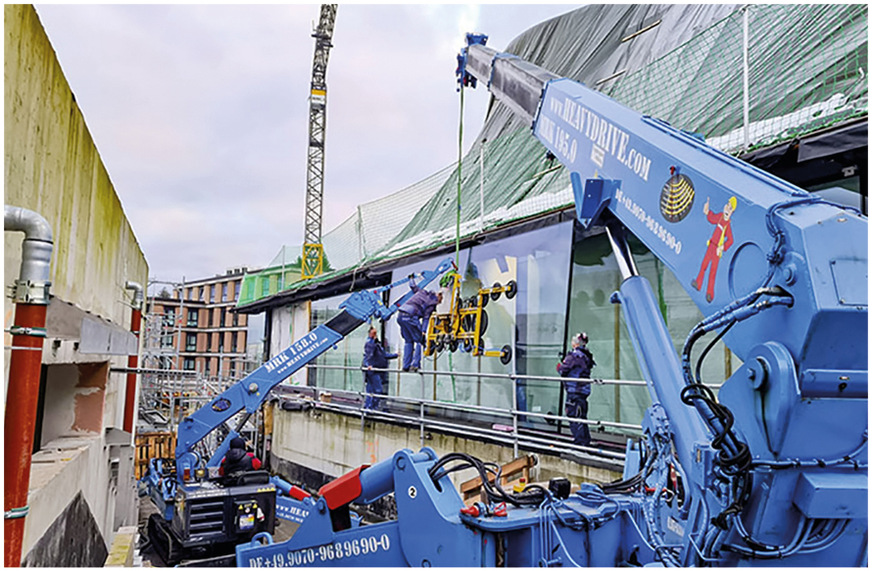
208,361,724,466
307,391,628,463
270,361,700,464
315,363,655,387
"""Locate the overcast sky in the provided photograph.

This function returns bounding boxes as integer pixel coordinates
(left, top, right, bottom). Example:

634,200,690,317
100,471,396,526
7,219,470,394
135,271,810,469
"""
34,4,577,285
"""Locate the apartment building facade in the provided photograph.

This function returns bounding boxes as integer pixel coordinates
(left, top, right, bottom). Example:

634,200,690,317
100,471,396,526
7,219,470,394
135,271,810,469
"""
148,267,260,382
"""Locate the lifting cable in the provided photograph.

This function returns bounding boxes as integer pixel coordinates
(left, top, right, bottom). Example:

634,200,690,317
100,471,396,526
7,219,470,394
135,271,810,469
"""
442,83,466,403
456,84,464,268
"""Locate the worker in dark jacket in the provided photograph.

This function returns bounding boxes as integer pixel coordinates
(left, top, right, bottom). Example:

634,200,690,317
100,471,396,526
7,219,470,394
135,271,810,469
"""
222,436,262,476
557,332,595,446
363,326,398,410
397,278,442,372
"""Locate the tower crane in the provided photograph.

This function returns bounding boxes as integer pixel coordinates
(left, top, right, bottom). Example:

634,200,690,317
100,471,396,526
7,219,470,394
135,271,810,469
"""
301,4,337,279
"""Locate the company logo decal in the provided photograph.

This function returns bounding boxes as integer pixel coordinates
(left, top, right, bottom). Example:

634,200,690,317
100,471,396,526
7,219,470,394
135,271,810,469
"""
660,172,695,222
211,398,232,412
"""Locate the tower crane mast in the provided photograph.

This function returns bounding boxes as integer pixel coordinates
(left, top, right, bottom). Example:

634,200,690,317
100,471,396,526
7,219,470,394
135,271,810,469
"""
302,4,337,279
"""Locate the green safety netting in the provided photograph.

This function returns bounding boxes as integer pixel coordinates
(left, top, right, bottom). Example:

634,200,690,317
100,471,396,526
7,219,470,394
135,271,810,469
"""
237,163,453,306
238,3,867,308
605,4,868,154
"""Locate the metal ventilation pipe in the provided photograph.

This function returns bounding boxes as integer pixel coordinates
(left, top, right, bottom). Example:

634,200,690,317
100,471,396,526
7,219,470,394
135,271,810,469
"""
123,281,144,434
4,205,53,567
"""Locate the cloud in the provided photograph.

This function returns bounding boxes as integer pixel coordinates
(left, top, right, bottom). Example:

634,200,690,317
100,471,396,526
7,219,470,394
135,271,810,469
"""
34,4,576,282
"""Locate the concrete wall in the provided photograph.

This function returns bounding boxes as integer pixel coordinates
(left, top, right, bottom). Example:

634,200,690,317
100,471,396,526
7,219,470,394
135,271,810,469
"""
4,6,148,324
25,437,118,567
4,4,148,564
270,405,621,517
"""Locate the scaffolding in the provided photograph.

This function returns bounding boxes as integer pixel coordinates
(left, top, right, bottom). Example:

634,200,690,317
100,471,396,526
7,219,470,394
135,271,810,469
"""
138,280,207,431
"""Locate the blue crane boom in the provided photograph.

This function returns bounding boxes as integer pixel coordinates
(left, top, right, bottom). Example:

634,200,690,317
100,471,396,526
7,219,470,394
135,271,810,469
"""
175,257,454,472
234,32,867,567
454,34,867,564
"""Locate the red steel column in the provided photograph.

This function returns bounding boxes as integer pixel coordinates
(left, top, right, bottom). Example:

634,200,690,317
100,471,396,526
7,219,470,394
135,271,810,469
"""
4,304,48,567
4,205,52,567
123,306,142,433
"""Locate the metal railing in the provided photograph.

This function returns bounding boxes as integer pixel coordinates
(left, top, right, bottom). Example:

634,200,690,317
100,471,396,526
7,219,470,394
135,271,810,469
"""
151,363,721,469
278,363,721,464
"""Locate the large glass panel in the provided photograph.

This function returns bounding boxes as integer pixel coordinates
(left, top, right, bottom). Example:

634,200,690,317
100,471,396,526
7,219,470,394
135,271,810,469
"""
385,221,573,422
807,176,864,214
309,293,372,393
565,230,739,437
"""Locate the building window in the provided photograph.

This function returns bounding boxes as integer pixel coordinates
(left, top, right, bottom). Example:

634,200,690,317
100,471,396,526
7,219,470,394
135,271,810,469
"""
232,312,239,327
187,309,199,327
234,281,240,301
185,333,197,352
183,358,195,371
808,175,864,214
163,307,176,328
210,286,216,303
161,333,174,348
222,283,228,302
199,287,204,301
231,332,238,352
220,309,226,328
187,288,193,301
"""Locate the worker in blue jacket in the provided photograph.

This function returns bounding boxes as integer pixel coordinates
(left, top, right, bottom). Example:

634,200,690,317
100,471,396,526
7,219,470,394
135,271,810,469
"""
397,278,442,372
557,332,595,446
363,326,397,410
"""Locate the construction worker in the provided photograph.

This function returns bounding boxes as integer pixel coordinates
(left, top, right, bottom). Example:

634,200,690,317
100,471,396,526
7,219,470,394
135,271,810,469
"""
362,326,397,410
397,278,442,372
557,332,595,446
221,437,262,477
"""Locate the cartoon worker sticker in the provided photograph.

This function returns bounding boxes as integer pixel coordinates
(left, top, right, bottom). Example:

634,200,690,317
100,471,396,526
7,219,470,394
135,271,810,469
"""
692,195,736,302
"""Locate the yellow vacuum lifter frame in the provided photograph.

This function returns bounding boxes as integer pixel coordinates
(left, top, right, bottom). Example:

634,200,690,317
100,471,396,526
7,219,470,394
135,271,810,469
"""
423,273,516,364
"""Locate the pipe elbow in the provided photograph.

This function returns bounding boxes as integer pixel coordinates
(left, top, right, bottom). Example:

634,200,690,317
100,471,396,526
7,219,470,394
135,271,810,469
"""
4,205,53,244
5,206,53,302
125,280,144,308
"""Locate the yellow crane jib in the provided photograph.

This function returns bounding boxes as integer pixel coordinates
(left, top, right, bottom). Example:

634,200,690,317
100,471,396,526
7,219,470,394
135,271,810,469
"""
301,4,337,280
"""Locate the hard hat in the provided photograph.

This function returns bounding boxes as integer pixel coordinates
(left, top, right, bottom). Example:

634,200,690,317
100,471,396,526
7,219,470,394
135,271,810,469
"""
728,196,737,210
573,332,589,345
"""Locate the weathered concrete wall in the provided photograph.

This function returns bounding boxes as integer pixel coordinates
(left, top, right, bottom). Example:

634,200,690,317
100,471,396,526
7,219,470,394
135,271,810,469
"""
4,5,148,325
25,435,121,566
4,5,146,564
270,405,621,516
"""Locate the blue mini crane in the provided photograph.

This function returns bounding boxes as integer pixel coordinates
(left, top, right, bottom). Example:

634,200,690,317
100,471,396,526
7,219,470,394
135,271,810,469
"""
231,33,867,567
142,258,454,564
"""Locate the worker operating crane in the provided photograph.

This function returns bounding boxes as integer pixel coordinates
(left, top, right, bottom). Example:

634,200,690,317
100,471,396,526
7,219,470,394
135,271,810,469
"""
302,4,337,279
